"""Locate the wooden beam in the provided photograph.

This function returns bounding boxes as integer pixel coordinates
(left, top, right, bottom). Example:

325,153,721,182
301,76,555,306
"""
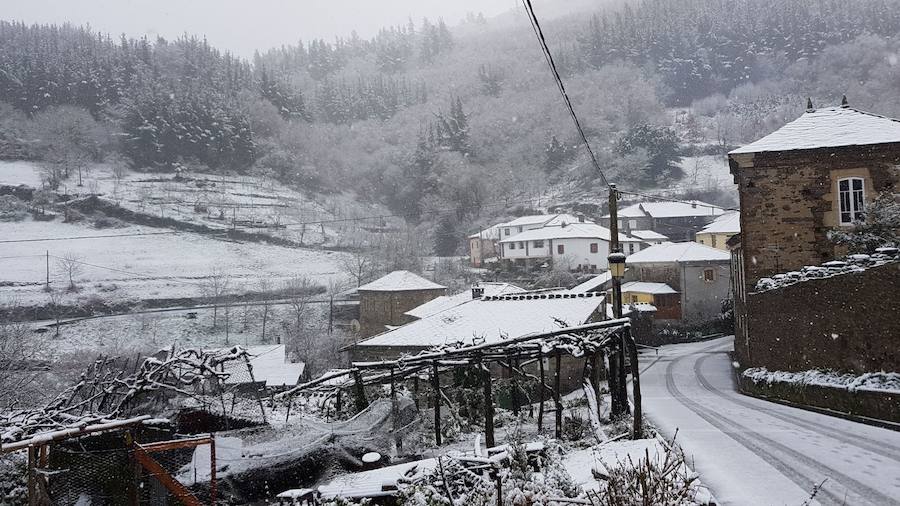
482,361,495,448
432,362,441,446
537,354,545,432
133,447,203,506
554,349,562,439
353,370,369,413
624,329,643,439
137,436,214,453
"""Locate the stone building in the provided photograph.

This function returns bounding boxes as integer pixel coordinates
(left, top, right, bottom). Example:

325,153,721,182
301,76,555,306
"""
599,201,726,241
624,242,732,323
728,100,900,371
728,101,900,287
357,271,446,338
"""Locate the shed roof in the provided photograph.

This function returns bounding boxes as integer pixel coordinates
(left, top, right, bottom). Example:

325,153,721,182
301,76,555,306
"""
207,345,306,387
626,242,730,264
570,271,615,293
699,212,741,235
404,282,525,319
729,106,900,155
355,292,604,348
357,270,446,292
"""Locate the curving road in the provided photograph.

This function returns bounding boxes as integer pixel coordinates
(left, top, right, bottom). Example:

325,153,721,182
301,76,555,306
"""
638,336,900,506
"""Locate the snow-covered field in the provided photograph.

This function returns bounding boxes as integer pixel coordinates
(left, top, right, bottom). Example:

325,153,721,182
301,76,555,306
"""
0,217,351,306
0,160,44,187
676,155,733,190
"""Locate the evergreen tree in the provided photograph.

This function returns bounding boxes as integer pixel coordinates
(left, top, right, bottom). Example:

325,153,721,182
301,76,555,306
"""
545,135,574,173
615,124,683,185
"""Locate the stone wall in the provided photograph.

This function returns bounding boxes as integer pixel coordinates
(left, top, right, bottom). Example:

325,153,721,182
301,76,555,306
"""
730,143,900,289
741,261,900,373
358,288,445,338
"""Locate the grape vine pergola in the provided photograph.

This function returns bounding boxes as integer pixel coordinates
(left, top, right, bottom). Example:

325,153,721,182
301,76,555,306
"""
277,318,643,445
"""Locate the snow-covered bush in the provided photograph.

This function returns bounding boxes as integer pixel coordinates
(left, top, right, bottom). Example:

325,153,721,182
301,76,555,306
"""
828,191,900,253
587,443,700,506
0,195,27,222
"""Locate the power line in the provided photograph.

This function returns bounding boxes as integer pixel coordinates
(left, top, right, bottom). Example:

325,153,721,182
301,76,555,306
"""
0,231,178,244
521,0,611,188
48,254,202,287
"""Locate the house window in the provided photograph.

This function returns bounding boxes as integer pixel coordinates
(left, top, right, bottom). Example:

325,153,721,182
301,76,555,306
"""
518,242,524,249
628,243,635,254
534,240,544,248
557,244,565,255
711,235,718,248
838,177,865,225
504,228,510,236
518,226,523,233
589,243,598,253
628,219,637,229
508,242,515,250
631,295,639,303
703,268,716,282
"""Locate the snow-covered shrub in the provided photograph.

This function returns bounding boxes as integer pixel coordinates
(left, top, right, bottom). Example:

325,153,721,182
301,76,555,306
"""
828,191,900,253
0,195,27,222
587,443,699,506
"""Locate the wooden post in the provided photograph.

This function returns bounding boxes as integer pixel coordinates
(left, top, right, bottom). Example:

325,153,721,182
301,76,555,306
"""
413,375,419,409
482,361,495,448
45,251,49,291
125,431,140,506
353,370,368,413
243,357,268,423
624,329,643,439
210,434,217,505
509,353,520,416
390,367,401,450
590,352,602,417
335,388,342,413
554,349,563,439
619,335,630,414
432,362,441,446
608,347,620,416
537,354,545,432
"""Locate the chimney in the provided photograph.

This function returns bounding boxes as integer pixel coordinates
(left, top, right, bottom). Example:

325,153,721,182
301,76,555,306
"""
806,97,815,113
841,95,849,108
471,284,485,299
578,214,585,223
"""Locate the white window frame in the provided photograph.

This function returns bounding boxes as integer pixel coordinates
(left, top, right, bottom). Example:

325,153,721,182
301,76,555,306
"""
837,177,865,226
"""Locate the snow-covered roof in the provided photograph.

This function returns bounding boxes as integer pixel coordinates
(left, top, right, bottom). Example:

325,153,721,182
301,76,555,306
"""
405,283,525,319
570,271,615,293
499,223,637,243
499,213,589,228
355,292,604,348
626,242,730,264
357,270,446,292
629,230,669,241
729,106,900,155
607,201,725,219
208,345,306,387
620,281,678,295
699,212,741,235
468,224,502,239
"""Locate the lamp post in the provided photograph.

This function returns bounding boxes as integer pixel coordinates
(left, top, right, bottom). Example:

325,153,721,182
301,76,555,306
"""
607,249,627,417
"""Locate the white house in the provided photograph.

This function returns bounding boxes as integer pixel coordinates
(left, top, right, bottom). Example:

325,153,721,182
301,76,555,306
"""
497,213,588,239
498,222,644,272
599,200,726,241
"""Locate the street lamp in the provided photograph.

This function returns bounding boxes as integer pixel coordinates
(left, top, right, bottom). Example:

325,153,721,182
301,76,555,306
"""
608,252,627,278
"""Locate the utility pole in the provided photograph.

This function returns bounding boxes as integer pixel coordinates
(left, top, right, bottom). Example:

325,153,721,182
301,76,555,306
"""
45,251,50,291
607,184,628,417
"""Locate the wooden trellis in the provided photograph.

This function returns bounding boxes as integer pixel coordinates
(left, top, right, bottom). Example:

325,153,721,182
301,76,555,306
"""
277,318,644,442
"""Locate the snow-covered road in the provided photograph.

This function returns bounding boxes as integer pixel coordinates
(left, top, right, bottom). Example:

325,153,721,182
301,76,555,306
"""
639,336,900,506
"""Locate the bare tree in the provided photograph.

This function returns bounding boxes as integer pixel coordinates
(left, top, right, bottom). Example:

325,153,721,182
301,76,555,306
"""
201,267,231,330
56,252,83,291
256,277,276,343
0,300,50,407
45,290,64,337
86,179,100,196
338,247,379,288
282,276,318,356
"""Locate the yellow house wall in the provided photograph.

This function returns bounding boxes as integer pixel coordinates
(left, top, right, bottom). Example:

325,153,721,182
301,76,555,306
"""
622,291,655,304
695,232,733,250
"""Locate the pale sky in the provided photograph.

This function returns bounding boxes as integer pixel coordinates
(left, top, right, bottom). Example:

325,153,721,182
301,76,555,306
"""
0,0,519,57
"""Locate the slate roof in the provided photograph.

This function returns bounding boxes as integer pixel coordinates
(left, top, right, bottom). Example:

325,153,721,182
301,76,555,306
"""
500,214,587,228
499,223,639,243
620,281,678,295
354,292,604,348
607,201,725,219
699,212,741,235
404,282,525,319
629,230,669,241
729,106,900,154
626,242,730,264
357,270,446,292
